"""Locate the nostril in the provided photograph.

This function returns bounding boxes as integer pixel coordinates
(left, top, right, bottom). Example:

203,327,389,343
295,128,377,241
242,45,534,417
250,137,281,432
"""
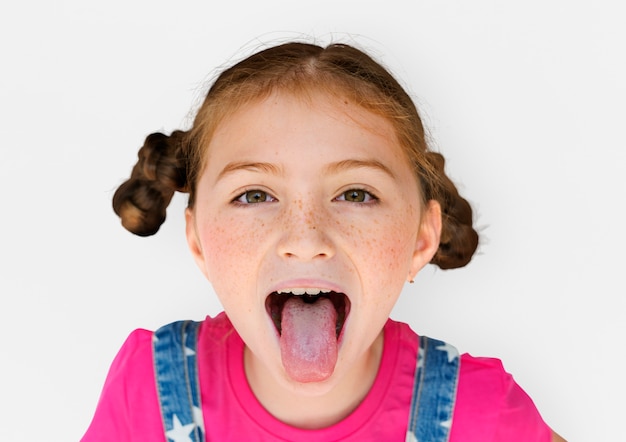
283,251,328,259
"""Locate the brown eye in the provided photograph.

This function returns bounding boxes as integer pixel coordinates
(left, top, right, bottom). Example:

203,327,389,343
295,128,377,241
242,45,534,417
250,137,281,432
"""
337,189,376,203
235,190,275,204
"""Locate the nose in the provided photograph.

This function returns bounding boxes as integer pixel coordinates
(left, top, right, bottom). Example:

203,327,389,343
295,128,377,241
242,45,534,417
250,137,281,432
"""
276,198,335,261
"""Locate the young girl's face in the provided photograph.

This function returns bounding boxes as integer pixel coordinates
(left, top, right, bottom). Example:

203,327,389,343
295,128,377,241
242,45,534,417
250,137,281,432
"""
186,91,440,395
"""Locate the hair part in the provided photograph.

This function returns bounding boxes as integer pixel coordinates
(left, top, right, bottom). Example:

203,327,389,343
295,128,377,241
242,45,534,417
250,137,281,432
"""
112,42,479,268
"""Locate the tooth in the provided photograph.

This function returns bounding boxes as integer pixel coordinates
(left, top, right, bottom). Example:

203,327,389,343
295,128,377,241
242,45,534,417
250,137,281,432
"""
275,288,330,296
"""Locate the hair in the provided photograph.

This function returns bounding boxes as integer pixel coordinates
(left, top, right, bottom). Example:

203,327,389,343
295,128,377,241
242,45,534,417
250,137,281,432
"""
112,42,479,269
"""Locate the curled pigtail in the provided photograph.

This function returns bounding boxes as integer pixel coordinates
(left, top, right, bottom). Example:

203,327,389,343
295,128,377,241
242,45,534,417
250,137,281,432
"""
112,131,189,236
424,152,479,269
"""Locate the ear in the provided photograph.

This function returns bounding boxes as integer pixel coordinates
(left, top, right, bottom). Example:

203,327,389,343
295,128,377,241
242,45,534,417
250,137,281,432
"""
185,207,210,281
408,200,442,281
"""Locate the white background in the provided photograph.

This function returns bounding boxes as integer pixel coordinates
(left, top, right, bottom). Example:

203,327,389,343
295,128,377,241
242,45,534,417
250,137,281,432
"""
1,1,623,440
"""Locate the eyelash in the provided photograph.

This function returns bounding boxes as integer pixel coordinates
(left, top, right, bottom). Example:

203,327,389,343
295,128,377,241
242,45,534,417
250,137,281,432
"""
334,188,378,204
232,189,277,205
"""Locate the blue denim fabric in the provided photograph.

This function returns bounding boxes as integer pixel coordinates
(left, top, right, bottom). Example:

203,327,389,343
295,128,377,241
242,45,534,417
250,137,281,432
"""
153,320,205,442
406,336,460,442
154,322,458,442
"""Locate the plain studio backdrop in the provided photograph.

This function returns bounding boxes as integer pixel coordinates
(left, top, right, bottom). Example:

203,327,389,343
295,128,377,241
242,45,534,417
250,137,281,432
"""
0,1,623,440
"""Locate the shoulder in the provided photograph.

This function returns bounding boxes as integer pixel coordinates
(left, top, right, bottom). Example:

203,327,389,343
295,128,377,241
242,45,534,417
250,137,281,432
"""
112,328,155,367
389,320,552,442
82,328,162,441
451,354,552,442
83,316,232,441
94,328,156,397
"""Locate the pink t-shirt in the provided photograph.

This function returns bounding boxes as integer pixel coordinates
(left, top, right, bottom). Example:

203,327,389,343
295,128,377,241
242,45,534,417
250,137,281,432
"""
82,313,550,441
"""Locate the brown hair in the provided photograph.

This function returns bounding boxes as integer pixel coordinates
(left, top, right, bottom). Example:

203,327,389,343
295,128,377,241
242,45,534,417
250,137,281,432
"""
112,42,479,269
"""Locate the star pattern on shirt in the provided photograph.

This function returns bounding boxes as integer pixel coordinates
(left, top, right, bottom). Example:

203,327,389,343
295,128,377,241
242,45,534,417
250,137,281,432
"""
192,406,204,433
166,414,196,442
184,346,196,356
406,431,418,442
417,346,425,369
435,342,459,363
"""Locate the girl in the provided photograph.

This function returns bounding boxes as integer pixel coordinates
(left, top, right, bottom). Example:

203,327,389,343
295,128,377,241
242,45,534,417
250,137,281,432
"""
83,42,565,441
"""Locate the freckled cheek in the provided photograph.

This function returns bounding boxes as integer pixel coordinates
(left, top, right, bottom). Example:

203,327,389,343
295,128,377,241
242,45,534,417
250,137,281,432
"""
342,217,416,286
199,215,266,281
375,238,413,278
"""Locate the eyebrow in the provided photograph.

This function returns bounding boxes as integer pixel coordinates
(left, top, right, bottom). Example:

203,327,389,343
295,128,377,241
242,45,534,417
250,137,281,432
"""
216,161,283,181
324,159,396,179
216,158,395,182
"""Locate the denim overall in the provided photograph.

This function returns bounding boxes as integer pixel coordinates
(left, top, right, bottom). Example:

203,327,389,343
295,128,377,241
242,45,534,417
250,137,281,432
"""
154,320,460,442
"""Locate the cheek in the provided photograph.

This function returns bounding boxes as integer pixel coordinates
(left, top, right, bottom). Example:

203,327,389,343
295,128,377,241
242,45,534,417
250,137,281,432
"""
198,214,266,282
339,212,418,283
371,219,417,310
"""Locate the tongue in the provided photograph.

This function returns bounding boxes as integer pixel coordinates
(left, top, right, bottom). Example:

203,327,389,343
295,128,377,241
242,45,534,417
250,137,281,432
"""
280,296,338,383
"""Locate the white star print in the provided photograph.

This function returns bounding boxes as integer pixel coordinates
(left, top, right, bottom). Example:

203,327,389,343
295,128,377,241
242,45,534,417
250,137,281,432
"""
166,414,196,442
417,347,425,369
440,418,452,429
435,343,459,363
192,406,204,433
406,430,418,442
184,346,196,356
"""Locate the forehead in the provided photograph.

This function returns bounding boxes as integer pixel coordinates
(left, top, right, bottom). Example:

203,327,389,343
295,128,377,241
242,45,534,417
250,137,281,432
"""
205,90,404,161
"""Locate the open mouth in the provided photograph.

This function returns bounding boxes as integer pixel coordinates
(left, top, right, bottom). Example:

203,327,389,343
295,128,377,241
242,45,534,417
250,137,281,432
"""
266,290,350,338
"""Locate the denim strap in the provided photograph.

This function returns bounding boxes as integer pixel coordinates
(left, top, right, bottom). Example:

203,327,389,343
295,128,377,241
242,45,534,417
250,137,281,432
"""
406,336,460,442
153,321,457,441
153,320,205,442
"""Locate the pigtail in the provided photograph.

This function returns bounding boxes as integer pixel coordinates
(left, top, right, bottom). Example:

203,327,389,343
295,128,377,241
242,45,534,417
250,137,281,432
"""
425,152,479,269
112,130,189,236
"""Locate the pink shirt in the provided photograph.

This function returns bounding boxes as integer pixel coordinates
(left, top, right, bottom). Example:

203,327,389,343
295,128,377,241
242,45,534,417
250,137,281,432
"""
82,313,550,441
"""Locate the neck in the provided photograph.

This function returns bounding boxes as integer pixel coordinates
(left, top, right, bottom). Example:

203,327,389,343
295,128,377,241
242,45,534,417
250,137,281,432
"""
244,331,384,429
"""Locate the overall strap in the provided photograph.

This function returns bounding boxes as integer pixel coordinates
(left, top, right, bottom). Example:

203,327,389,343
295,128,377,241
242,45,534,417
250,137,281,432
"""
153,320,205,442
406,336,461,442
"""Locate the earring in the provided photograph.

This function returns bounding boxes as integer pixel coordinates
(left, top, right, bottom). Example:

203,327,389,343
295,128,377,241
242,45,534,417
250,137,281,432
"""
409,279,414,284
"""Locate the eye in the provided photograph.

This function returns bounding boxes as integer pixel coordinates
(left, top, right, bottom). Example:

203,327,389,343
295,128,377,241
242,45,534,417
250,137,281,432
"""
336,189,377,203
234,189,276,204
